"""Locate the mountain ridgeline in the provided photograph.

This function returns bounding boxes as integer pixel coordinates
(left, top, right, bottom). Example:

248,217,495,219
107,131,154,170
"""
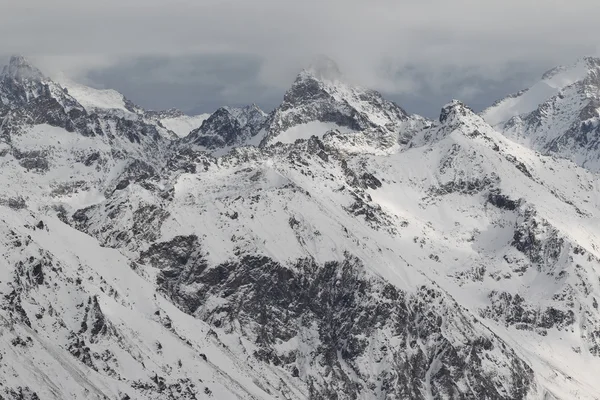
1,54,600,399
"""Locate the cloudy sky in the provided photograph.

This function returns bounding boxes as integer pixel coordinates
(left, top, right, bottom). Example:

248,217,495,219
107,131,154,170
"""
1,0,598,117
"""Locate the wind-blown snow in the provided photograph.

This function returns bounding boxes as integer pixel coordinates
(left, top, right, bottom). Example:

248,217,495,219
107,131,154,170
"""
482,59,589,126
58,79,132,114
483,57,600,172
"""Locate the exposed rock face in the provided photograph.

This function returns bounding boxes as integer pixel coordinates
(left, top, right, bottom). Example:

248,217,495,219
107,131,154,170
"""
149,246,535,399
184,104,267,149
1,56,49,105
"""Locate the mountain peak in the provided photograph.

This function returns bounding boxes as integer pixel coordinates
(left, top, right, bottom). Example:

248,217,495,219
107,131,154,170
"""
184,103,267,150
2,55,44,81
259,55,413,147
481,57,599,127
439,100,474,123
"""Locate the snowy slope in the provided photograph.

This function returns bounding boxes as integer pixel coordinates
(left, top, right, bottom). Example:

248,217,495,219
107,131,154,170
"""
58,78,133,115
482,59,590,126
2,55,600,399
271,121,355,144
259,57,421,147
159,113,210,138
483,57,600,171
0,206,307,400
57,75,209,140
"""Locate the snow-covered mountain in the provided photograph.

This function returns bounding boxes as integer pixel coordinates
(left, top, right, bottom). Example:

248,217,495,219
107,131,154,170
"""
183,104,267,152
2,54,600,400
482,57,600,171
57,76,209,140
258,57,427,149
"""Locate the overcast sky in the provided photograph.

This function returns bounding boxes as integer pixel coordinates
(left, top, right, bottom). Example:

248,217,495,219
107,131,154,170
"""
1,0,599,117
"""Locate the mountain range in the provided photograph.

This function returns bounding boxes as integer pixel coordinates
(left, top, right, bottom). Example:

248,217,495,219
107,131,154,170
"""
1,54,600,399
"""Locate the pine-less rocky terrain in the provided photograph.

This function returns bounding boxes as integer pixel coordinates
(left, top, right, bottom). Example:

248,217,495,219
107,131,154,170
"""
1,54,600,399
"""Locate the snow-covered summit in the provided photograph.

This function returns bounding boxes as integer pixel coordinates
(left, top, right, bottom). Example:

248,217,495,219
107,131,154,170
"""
482,57,599,127
58,78,133,115
259,58,415,147
157,112,210,138
483,56,600,171
183,104,267,151
439,99,474,123
0,55,82,110
56,79,208,139
1,55,45,82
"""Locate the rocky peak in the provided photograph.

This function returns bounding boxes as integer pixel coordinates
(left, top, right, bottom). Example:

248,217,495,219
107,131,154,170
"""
439,100,475,124
0,56,51,106
482,57,598,128
203,107,241,130
0,55,89,115
1,55,45,82
281,70,332,110
261,59,410,147
223,104,267,127
282,56,343,106
539,56,600,83
574,56,600,77
543,57,600,96
183,104,267,150
580,59,600,93
409,99,491,147
0,58,176,148
281,57,358,110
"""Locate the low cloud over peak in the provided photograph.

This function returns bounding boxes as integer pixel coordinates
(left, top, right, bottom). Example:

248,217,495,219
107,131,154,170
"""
2,0,598,116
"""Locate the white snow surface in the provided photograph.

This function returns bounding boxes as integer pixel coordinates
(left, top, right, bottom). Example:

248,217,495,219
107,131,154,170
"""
273,121,355,144
482,58,590,126
58,78,132,114
160,113,210,138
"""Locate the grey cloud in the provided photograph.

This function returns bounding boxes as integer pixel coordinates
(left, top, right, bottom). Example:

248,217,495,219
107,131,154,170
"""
86,54,283,114
1,0,598,116
386,64,540,117
79,54,547,118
